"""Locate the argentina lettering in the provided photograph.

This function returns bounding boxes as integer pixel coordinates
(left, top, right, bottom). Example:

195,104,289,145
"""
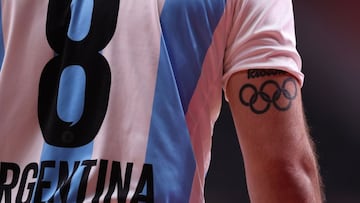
0,160,154,203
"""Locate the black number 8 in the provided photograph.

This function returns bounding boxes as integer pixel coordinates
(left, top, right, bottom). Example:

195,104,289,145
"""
38,0,120,147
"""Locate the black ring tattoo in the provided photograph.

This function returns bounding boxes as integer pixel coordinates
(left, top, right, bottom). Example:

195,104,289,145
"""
239,77,297,114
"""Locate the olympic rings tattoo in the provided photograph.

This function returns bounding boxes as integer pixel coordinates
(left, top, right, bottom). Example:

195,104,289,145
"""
239,77,297,114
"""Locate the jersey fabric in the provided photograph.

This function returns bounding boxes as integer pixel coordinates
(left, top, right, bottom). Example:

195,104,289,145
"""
0,0,302,202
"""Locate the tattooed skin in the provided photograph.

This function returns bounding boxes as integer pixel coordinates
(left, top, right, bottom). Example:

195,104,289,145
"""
240,69,297,114
247,69,287,79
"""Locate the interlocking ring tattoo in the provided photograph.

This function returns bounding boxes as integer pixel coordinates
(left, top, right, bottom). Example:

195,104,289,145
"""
239,77,297,114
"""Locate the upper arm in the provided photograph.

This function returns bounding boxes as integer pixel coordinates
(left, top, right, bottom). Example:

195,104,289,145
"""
225,69,323,202
222,0,308,161
226,69,308,162
221,1,323,201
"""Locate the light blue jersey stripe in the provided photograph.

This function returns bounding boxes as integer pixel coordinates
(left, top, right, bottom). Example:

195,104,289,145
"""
145,0,225,202
68,0,94,41
0,1,5,72
57,65,86,126
37,1,94,202
159,0,226,113
145,35,196,202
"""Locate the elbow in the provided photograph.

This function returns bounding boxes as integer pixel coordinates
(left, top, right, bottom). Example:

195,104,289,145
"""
262,151,323,203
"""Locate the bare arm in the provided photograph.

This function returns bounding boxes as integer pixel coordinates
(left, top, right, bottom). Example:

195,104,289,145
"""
226,69,323,203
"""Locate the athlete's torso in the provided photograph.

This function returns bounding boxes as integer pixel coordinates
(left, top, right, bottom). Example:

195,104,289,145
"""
0,0,228,202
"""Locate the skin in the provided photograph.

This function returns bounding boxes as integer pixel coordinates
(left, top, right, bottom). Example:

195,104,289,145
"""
226,69,323,203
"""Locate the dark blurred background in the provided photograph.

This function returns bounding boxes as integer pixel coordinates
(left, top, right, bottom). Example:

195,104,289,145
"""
205,0,360,202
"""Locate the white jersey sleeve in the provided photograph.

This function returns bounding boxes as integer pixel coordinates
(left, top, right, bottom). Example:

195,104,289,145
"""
222,0,303,98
